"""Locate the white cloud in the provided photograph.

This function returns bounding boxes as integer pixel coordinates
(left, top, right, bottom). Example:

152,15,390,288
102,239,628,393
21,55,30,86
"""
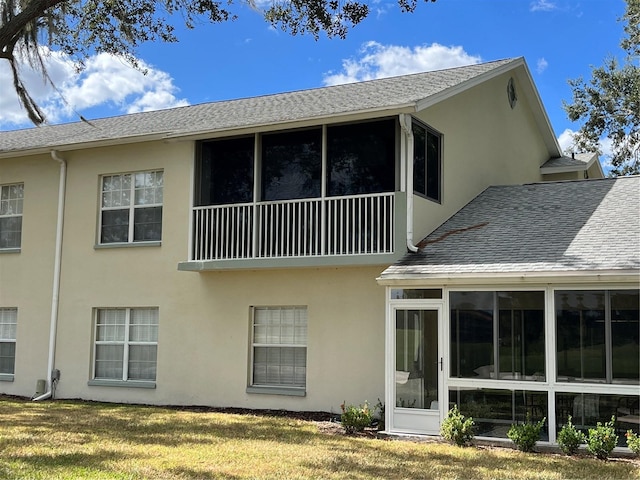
557,128,575,153
322,41,482,86
530,0,557,12
0,49,188,129
536,57,549,74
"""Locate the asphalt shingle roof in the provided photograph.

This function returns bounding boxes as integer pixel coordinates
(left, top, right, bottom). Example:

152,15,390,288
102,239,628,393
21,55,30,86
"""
380,177,640,279
0,59,516,155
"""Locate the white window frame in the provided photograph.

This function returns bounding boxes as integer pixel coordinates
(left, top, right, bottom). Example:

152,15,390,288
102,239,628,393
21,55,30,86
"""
99,170,163,245
0,308,17,380
248,306,307,396
0,183,24,251
90,307,158,388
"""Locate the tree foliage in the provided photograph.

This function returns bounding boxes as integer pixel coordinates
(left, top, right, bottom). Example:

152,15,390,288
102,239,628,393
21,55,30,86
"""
0,0,436,125
563,0,640,176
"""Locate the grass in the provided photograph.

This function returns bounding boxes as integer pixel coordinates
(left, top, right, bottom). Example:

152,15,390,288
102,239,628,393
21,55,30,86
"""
0,396,638,479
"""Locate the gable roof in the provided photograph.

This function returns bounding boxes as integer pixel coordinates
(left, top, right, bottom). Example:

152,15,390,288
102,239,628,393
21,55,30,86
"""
379,176,640,282
0,58,560,158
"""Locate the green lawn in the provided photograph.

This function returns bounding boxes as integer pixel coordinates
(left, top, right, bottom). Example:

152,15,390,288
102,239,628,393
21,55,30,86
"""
0,396,637,479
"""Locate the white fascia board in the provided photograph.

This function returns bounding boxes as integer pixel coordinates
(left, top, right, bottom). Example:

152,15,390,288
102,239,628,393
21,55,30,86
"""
376,269,640,286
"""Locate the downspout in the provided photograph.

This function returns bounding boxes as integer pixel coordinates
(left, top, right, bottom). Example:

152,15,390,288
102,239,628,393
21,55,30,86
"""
33,150,66,401
399,114,419,253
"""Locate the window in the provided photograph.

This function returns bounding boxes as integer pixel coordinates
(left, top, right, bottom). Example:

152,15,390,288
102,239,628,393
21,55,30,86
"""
197,137,254,206
262,129,322,201
0,183,24,250
251,306,307,390
556,289,639,384
450,291,545,380
327,119,396,196
413,120,441,202
100,171,163,244
0,308,17,377
93,308,158,382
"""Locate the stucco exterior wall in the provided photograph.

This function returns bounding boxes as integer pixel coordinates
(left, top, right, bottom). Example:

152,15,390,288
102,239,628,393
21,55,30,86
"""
0,154,60,395
11,142,386,412
411,71,550,241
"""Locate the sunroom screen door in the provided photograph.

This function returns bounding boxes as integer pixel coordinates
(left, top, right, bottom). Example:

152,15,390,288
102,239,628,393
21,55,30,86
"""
395,309,439,409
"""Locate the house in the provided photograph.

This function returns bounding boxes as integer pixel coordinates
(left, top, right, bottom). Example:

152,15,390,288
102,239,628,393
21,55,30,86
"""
1,57,636,447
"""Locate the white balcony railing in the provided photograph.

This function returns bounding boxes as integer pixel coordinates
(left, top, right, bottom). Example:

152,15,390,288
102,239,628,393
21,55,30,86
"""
192,192,395,261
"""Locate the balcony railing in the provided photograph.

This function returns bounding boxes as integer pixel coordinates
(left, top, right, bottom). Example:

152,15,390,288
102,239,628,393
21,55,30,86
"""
192,192,395,261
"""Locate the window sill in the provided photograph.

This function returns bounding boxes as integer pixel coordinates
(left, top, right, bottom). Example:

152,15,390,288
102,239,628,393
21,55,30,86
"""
94,241,161,250
0,248,20,254
246,385,306,397
0,374,14,382
88,379,156,389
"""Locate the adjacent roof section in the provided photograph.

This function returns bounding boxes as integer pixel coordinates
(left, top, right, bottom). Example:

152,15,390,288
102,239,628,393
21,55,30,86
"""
2,58,524,157
380,177,640,281
540,152,601,174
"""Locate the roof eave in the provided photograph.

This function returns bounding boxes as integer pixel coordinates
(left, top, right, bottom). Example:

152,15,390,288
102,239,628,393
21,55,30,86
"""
162,104,418,142
376,269,640,286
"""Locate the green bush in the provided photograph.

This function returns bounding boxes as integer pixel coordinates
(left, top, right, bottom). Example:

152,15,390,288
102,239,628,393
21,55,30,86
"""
626,430,640,455
557,416,585,456
373,399,385,431
340,401,373,434
440,405,475,447
507,415,546,452
586,416,618,460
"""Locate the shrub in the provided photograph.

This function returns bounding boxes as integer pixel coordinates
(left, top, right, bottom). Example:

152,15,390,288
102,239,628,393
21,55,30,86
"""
586,416,618,460
373,399,385,431
507,415,546,452
440,405,475,447
557,416,585,456
625,430,640,456
340,401,373,434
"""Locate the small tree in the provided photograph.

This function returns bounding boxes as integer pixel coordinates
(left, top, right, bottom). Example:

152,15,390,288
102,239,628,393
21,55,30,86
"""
563,0,640,176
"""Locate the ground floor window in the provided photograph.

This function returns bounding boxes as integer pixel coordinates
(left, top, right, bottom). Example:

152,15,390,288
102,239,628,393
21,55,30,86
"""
0,308,17,376
556,289,639,384
93,308,158,382
450,291,545,381
450,387,548,441
251,306,307,389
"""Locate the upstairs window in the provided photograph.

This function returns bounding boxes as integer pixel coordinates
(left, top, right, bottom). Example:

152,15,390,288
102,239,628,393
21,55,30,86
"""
261,129,322,201
0,183,24,250
413,120,441,202
327,119,396,196
197,137,254,206
0,308,17,376
100,171,163,244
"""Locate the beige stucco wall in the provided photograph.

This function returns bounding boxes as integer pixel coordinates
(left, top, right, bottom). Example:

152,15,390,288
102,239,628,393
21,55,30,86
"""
411,71,550,241
9,142,386,412
0,154,60,395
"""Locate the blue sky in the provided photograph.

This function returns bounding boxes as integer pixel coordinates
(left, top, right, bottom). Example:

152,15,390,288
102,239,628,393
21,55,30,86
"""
0,0,628,160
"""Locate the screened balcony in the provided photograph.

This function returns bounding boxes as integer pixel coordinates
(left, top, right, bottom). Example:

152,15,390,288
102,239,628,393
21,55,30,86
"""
183,118,405,266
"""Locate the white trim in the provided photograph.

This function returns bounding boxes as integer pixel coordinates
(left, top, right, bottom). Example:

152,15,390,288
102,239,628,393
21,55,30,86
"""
377,270,640,286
